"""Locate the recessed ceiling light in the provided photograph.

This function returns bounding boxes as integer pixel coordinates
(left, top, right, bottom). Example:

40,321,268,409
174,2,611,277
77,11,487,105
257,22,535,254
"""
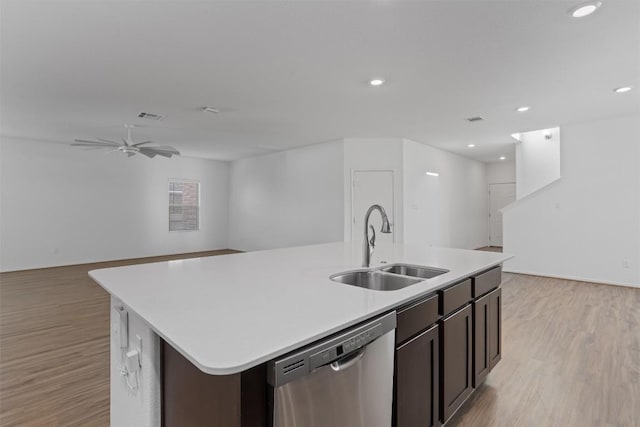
203,106,219,113
516,106,530,112
613,86,633,93
370,78,385,86
499,156,506,161
569,1,602,18
425,171,440,177
467,144,476,148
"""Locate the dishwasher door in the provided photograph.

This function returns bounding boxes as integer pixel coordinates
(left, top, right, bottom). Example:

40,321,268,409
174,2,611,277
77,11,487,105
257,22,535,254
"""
269,312,396,427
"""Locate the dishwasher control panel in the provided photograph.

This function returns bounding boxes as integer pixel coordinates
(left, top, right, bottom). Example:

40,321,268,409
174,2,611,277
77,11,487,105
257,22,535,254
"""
308,324,381,370
268,311,396,387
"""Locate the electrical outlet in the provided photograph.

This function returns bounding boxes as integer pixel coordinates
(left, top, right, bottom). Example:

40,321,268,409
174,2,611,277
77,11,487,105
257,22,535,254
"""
622,259,630,269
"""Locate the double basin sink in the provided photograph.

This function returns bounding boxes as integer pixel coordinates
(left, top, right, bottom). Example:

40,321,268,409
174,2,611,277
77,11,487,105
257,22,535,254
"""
330,263,449,291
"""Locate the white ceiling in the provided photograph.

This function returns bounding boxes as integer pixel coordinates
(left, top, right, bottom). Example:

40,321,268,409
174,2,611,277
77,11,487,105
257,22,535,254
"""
2,0,639,163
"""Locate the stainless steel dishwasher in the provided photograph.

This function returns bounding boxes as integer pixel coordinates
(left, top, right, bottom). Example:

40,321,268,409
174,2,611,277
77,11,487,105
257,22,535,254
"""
267,311,396,427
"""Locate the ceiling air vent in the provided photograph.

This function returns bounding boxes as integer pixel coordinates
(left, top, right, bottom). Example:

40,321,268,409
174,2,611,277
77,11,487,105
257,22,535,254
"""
137,112,166,121
466,116,484,122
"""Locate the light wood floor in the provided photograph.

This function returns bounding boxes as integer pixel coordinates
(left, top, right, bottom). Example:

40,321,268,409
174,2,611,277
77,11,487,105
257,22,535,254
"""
1,256,638,426
0,250,237,427
449,273,640,427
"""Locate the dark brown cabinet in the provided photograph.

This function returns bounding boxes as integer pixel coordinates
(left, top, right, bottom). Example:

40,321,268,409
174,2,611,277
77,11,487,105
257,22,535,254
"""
473,292,491,387
439,279,472,316
396,294,439,345
394,294,441,427
471,266,502,298
395,324,440,427
488,287,502,370
397,270,502,426
440,304,473,423
473,287,502,387
162,342,267,427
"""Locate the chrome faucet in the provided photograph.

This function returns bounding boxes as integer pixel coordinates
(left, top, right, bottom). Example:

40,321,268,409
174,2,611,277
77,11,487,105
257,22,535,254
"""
362,204,392,267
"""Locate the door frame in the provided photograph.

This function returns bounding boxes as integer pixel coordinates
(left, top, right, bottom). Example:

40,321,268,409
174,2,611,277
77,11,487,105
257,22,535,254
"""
349,169,396,243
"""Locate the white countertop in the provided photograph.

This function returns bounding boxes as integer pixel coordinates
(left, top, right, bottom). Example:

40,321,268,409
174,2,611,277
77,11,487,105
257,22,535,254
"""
90,242,511,375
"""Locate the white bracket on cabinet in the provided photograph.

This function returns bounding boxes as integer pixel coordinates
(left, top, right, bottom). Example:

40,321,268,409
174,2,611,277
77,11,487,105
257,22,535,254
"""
115,305,129,349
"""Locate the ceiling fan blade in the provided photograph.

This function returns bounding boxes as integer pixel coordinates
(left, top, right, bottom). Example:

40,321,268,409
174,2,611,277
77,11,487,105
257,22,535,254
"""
96,138,120,145
73,139,120,146
82,146,111,151
155,152,174,158
132,141,154,147
72,143,102,147
138,149,157,158
72,144,118,149
146,146,180,154
139,147,177,158
73,129,178,160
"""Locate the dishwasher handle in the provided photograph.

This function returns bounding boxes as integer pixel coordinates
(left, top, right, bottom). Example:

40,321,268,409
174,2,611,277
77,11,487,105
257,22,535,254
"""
330,347,365,371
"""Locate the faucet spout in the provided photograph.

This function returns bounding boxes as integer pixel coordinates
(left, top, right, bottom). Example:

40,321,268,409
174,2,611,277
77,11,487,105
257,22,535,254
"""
362,204,392,267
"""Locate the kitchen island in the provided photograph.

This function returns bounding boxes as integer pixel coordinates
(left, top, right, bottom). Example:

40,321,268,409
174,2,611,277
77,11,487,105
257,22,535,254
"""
90,242,511,426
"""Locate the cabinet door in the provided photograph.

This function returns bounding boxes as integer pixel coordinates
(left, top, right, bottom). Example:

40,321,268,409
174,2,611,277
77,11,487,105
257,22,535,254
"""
473,293,491,387
395,324,440,427
488,288,502,369
440,304,473,423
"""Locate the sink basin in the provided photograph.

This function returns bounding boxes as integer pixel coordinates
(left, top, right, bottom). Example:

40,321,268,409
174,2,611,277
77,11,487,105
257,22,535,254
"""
379,263,449,279
330,263,449,291
330,270,422,291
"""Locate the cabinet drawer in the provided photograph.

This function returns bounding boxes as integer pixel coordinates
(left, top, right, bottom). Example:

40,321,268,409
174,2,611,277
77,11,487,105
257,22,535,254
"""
472,266,502,298
439,279,472,317
396,294,440,345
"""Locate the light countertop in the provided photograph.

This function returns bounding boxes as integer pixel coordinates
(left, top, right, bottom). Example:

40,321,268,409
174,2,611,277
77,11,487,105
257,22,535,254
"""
90,242,511,375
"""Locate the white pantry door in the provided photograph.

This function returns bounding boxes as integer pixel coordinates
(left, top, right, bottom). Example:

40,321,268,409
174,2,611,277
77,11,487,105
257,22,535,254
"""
351,170,395,243
488,183,516,247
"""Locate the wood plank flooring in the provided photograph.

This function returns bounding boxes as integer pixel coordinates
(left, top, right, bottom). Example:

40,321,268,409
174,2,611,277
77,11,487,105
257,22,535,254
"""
1,254,638,426
448,273,640,427
0,250,237,427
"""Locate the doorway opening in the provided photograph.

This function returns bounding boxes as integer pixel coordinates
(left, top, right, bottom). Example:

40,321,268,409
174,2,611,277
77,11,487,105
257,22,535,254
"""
488,183,516,248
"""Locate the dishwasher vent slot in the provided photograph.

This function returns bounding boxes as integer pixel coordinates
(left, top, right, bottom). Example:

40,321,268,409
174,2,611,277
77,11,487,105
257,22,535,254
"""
283,359,305,374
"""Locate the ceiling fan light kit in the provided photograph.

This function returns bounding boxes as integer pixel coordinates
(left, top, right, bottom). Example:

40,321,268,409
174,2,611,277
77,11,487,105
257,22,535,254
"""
72,124,180,159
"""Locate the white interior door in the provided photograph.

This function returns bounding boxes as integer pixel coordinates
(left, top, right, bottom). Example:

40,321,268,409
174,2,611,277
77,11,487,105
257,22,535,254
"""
351,170,394,243
488,183,516,247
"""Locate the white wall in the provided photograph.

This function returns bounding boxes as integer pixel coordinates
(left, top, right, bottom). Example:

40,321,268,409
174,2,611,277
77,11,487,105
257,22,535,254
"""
487,160,516,184
515,127,561,199
504,115,640,287
0,137,229,271
402,139,488,249
343,138,405,242
227,141,344,251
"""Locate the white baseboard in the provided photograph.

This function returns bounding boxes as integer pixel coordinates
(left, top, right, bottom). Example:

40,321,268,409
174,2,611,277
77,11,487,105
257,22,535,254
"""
502,268,640,289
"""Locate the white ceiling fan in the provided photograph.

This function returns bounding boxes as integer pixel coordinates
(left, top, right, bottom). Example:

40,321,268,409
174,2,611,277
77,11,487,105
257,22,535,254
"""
72,124,180,158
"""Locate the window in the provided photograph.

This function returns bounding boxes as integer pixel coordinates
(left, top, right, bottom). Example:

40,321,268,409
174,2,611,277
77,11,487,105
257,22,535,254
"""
169,180,199,231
